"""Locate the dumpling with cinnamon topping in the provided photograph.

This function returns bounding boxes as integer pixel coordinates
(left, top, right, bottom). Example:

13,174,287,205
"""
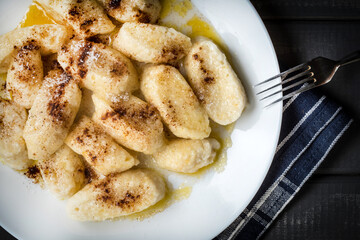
6,42,43,109
92,94,165,154
39,145,85,200
0,24,71,72
37,0,115,37
98,0,161,24
0,99,33,170
184,38,247,125
113,22,192,64
141,64,210,139
23,69,81,161
67,169,165,221
65,116,139,175
58,40,138,100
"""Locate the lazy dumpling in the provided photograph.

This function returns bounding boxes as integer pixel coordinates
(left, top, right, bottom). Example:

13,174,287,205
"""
184,38,247,125
37,0,115,37
113,22,192,64
65,116,139,175
58,40,138,100
0,24,71,72
153,138,220,173
67,169,166,221
0,99,33,170
23,69,81,161
39,145,85,200
6,42,43,109
92,94,165,154
141,65,210,139
98,0,161,24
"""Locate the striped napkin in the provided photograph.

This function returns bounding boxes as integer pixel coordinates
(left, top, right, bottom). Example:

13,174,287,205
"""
216,88,353,240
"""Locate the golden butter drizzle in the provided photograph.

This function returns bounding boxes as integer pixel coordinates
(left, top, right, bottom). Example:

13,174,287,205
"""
19,2,55,28
186,121,234,178
159,0,227,51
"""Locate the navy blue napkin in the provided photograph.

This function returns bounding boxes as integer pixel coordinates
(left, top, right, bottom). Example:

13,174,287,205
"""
216,88,353,240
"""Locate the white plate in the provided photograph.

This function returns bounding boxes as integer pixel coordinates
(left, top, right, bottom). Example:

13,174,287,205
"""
0,0,282,239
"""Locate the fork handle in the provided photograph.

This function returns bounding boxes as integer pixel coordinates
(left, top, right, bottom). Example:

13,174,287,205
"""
337,50,360,67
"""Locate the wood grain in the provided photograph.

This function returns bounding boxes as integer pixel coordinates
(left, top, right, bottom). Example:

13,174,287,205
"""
262,176,360,240
249,0,360,239
317,122,360,174
251,0,360,20
262,20,360,174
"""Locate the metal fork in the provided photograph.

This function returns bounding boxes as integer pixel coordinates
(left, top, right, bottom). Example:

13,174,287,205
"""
255,50,360,107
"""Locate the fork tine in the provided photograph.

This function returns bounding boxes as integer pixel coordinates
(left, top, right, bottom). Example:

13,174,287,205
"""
260,77,315,101
254,63,308,87
280,68,312,85
264,83,317,108
256,70,312,95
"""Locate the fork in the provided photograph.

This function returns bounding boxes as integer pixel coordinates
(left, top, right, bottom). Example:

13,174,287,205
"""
255,50,360,107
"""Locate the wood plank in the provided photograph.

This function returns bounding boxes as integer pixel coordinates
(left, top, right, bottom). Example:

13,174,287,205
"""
261,175,360,240
264,20,360,174
317,121,360,174
251,0,360,20
264,21,360,73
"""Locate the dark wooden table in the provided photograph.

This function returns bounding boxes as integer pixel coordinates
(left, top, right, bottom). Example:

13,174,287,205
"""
1,1,359,239
245,1,360,239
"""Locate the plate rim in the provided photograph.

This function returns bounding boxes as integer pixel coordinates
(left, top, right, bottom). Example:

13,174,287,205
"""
0,0,283,239
206,0,282,237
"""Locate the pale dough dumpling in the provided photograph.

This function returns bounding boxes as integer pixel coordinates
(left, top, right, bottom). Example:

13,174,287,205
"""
98,0,161,23
39,145,85,199
153,138,220,173
7,42,43,109
65,116,139,175
113,22,192,64
58,40,138,100
0,99,33,170
141,65,210,139
37,0,115,37
0,24,72,72
23,69,81,161
92,94,165,154
67,169,166,221
184,38,247,125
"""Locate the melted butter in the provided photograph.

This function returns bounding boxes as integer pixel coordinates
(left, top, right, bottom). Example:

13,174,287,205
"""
159,0,227,52
160,0,193,18
185,122,234,178
159,0,175,19
212,123,234,173
115,185,192,221
19,2,55,28
173,0,193,17
186,15,224,49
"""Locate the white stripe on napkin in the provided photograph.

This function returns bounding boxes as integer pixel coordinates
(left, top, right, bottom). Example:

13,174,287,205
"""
276,96,326,153
228,106,341,240
256,119,353,239
282,83,309,112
